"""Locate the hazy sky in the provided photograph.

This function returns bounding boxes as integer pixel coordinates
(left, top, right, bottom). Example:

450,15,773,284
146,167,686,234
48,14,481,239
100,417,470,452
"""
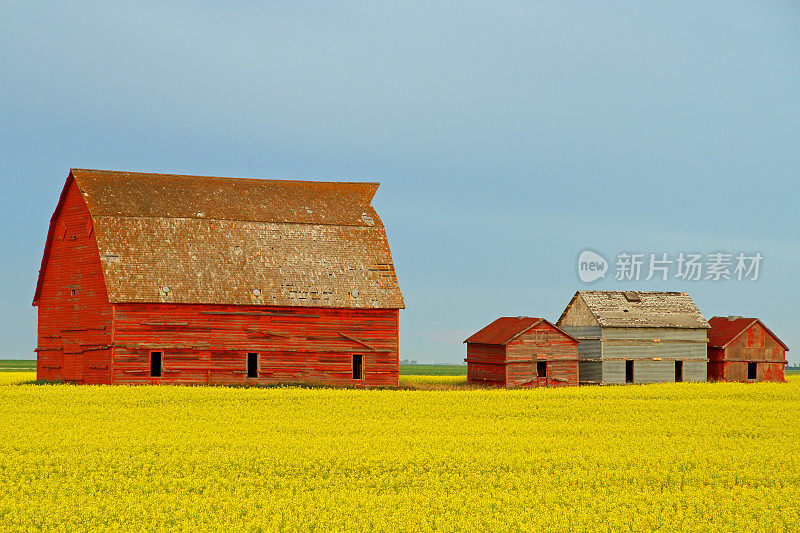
1,1,798,363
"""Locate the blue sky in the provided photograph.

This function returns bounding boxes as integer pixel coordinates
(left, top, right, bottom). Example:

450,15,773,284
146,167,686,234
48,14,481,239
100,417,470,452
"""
1,1,798,363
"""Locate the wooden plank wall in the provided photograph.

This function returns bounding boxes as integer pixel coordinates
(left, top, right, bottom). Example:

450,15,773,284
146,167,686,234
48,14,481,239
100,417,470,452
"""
601,327,708,361
35,179,113,383
579,361,602,383
707,347,725,381
111,303,400,388
561,326,602,339
466,344,506,385
593,327,708,384
714,322,786,382
601,359,706,384
602,361,626,384
578,339,602,360
683,361,707,382
504,322,579,388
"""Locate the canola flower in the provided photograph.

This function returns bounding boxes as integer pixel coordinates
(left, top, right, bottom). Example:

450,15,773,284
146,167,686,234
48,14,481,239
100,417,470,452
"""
0,376,799,531
0,372,35,385
399,374,467,386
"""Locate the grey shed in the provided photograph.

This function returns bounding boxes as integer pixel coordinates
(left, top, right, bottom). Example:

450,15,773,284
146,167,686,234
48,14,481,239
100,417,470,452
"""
556,291,710,384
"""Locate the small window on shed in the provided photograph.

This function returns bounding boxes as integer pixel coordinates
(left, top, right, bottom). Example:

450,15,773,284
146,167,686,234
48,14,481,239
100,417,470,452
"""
352,354,363,380
247,352,259,378
675,361,683,383
150,352,162,377
537,361,547,378
747,362,757,380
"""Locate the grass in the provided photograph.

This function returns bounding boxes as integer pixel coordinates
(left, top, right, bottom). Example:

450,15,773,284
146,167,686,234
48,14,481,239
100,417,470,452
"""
399,364,467,376
0,359,35,372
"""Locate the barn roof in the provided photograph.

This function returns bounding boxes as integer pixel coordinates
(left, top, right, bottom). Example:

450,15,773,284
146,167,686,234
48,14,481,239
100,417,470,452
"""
559,291,709,329
707,316,789,350
34,169,404,309
464,317,578,345
70,168,381,226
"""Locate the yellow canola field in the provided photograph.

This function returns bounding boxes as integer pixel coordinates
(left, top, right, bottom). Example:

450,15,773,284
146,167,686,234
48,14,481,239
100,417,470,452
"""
1,377,799,532
0,372,35,385
399,374,467,386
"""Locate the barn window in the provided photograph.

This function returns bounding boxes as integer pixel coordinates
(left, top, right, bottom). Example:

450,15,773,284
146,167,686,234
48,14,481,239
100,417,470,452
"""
625,360,634,383
747,362,757,380
70,289,77,296
352,354,363,380
247,352,259,378
675,361,683,382
537,361,547,378
150,352,162,377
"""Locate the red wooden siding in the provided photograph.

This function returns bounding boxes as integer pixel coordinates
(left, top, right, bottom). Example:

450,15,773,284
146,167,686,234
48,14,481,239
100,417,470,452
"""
466,343,506,385
34,178,113,384
111,303,399,387
707,347,725,381
466,320,579,388
505,322,579,388
708,321,786,382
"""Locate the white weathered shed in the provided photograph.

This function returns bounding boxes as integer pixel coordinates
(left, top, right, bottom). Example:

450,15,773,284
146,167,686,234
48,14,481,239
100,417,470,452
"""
556,291,710,384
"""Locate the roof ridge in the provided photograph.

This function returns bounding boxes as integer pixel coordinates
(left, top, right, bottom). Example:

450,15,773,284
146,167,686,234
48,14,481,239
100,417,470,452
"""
70,169,382,227
71,168,380,187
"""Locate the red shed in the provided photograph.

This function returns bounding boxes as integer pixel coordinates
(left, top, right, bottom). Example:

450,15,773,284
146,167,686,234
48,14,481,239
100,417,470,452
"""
464,317,579,387
707,316,789,382
33,169,404,387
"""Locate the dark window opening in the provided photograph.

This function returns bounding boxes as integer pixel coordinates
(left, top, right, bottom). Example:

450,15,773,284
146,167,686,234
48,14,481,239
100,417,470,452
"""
70,289,77,296
747,362,757,380
150,352,162,377
247,352,259,378
675,361,683,382
537,361,547,378
625,360,634,383
352,354,363,380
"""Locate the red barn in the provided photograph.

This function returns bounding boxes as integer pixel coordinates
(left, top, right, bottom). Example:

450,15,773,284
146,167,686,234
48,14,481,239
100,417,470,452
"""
33,169,404,387
707,316,789,382
464,317,579,387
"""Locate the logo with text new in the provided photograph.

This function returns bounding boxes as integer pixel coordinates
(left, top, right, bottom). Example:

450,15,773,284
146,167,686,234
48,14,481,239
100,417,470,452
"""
578,250,608,283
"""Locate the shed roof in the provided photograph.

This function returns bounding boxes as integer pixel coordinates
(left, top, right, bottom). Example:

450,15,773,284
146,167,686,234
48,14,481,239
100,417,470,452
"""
559,291,709,329
34,169,404,309
464,317,577,345
707,316,789,350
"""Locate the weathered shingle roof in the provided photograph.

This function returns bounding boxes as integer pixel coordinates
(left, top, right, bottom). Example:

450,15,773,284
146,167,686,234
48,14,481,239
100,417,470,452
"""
560,291,709,329
70,168,382,226
707,316,788,350
38,169,404,309
464,317,577,345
